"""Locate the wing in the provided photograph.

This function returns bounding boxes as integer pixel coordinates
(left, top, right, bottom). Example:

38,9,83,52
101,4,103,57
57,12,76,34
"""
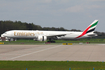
47,34,66,37
46,33,70,39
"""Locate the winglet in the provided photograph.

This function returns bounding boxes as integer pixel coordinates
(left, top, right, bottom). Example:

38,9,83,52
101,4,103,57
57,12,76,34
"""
76,20,98,38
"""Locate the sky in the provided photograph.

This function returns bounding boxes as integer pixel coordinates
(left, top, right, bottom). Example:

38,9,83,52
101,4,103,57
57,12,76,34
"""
0,0,105,32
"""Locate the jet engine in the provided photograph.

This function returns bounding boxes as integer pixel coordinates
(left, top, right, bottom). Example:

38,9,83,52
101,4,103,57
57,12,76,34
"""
37,36,47,41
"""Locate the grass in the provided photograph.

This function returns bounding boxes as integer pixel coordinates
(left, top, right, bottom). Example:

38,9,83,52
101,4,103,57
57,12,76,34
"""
0,61,105,70
0,38,105,45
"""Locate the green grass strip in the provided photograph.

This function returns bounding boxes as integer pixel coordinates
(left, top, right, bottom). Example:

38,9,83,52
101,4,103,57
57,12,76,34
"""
0,61,105,70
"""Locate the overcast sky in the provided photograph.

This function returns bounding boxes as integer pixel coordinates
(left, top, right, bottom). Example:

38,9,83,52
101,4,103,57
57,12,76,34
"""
0,0,105,32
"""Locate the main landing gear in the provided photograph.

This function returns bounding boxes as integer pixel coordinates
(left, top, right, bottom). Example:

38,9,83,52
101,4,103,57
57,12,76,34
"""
47,38,56,43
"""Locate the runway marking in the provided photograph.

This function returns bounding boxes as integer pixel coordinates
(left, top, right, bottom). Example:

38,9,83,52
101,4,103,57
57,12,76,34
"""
98,44,105,45
10,45,62,60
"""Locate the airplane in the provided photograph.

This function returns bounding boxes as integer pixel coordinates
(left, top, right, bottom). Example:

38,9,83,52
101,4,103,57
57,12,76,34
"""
1,20,98,42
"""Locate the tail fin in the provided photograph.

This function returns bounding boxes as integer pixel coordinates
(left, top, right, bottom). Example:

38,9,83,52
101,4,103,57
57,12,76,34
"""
86,20,98,33
76,20,98,38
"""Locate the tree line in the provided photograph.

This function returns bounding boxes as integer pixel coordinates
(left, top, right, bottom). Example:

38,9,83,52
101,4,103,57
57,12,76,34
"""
0,20,81,34
0,20,105,39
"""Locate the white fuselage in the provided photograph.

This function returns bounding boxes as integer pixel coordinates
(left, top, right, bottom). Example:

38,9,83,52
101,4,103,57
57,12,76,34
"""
1,30,93,40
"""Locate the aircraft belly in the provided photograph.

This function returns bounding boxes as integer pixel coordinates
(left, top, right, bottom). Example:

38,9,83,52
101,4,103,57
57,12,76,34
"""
57,35,77,40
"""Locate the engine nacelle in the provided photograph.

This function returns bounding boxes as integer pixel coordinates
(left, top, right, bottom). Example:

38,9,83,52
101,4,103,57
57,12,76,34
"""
37,36,47,41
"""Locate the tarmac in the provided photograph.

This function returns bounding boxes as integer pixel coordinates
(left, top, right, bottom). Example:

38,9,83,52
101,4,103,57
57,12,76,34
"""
0,44,105,61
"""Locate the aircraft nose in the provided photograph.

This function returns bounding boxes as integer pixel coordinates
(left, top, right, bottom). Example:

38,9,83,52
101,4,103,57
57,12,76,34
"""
1,34,5,37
